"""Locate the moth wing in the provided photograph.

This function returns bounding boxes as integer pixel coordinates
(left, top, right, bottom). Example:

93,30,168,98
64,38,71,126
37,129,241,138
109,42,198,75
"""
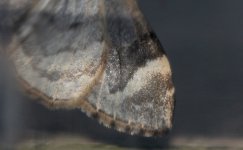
7,0,175,137
86,0,175,136
8,0,106,106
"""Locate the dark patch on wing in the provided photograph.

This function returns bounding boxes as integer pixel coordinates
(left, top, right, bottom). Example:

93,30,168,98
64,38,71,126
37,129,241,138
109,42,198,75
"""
44,71,61,81
104,0,166,94
104,0,137,47
34,66,61,82
105,16,136,47
69,22,82,29
106,31,165,93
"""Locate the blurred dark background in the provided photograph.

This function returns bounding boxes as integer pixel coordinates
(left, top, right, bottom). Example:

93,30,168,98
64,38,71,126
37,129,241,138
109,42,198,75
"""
1,0,243,149
139,0,243,138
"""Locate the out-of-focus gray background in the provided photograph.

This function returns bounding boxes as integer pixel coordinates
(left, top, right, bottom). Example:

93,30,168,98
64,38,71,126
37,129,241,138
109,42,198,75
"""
1,0,243,149
140,0,243,138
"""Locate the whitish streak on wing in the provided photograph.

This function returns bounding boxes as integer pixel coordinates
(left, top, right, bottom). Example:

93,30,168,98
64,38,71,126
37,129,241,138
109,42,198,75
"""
122,56,171,98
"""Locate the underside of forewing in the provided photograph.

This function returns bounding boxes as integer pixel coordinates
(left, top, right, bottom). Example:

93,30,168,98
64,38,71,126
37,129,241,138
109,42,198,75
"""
5,0,175,137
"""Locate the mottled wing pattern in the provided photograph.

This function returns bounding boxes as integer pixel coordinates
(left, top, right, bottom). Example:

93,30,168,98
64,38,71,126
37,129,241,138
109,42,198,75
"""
7,0,175,136
89,0,175,136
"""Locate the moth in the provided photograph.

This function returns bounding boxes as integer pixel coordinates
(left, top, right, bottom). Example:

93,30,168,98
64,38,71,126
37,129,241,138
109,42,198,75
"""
3,0,175,137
